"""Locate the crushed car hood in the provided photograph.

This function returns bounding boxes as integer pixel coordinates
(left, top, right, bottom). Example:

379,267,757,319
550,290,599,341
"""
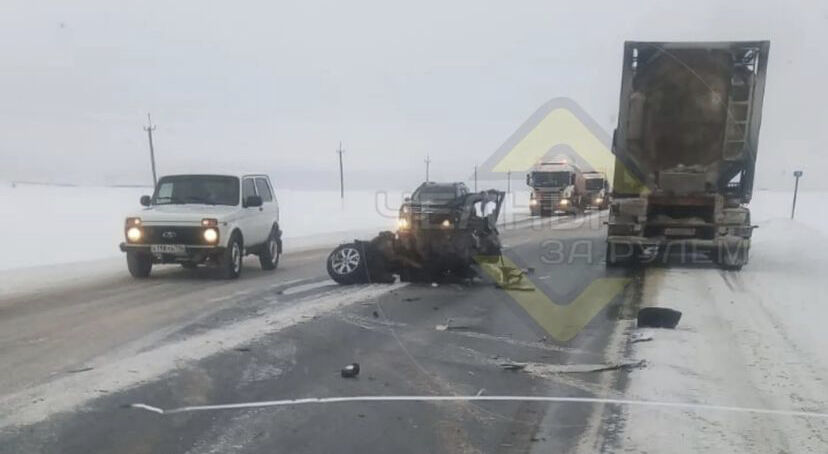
131,205,239,224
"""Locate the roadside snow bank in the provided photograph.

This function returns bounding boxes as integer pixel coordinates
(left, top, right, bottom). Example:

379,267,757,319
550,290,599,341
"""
616,219,828,452
0,184,530,271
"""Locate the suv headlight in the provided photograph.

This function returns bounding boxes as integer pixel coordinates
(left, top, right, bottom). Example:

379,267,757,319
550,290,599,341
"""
126,226,142,242
559,199,569,206
203,228,219,243
398,217,410,230
125,217,142,242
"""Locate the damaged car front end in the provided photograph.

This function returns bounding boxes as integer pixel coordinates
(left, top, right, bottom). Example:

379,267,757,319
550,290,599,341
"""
327,184,506,284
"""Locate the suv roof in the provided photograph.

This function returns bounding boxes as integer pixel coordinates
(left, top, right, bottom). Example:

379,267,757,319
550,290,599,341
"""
416,181,465,189
159,173,271,180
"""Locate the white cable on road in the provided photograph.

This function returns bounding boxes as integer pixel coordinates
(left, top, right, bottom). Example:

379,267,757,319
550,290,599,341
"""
128,395,828,420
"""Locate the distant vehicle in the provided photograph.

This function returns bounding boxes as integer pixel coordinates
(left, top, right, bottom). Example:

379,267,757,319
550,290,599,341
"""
607,41,770,269
326,182,504,284
526,161,585,216
583,171,610,210
119,174,282,279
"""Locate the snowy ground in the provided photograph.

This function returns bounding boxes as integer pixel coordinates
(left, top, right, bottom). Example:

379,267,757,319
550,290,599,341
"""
613,191,828,453
0,183,531,271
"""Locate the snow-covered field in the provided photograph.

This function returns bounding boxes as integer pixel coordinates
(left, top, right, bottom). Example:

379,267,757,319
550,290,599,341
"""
0,183,531,271
614,192,828,452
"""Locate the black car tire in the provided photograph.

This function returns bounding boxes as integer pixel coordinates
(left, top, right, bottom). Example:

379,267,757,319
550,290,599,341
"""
220,233,243,279
259,227,281,271
127,251,152,278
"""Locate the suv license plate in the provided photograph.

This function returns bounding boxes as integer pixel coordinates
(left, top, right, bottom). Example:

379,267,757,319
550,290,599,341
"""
151,244,186,255
664,227,695,237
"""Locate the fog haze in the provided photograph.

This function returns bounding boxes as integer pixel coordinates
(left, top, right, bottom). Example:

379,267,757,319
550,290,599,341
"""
1,0,826,190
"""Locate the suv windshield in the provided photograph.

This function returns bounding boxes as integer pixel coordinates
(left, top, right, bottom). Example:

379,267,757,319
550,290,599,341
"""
153,175,239,206
412,186,457,204
531,171,570,188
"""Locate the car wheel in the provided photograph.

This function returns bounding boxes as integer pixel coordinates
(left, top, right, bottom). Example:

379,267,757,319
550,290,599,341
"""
606,242,637,267
127,251,152,278
220,233,243,279
327,243,367,284
259,227,281,271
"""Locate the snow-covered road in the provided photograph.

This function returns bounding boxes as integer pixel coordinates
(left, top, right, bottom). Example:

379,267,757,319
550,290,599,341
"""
614,219,828,452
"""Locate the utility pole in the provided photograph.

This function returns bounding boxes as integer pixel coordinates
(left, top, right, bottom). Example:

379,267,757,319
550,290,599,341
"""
337,142,345,199
144,113,158,188
474,164,478,192
507,170,511,193
791,170,803,219
425,154,431,182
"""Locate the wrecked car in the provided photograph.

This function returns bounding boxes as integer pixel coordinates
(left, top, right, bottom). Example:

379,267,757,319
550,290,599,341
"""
326,182,505,284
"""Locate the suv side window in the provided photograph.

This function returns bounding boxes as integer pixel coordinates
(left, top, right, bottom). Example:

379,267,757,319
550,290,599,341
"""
242,178,257,202
255,178,273,202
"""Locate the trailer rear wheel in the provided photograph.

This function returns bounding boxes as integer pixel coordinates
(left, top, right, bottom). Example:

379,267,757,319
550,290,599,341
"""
605,242,637,267
715,245,748,271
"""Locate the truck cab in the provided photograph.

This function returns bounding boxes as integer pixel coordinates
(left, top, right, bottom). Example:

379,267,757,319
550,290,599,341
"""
526,161,585,216
583,171,609,210
119,173,282,279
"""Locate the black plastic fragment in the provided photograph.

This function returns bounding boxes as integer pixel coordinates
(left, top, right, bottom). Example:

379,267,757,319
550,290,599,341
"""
637,307,682,329
341,363,360,378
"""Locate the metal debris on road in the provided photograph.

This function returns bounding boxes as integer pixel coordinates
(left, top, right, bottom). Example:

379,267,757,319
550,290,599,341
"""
630,332,654,343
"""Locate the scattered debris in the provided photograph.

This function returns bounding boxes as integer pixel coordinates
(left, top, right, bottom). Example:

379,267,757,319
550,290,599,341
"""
478,256,535,291
403,297,421,302
501,360,646,375
637,307,682,329
372,311,379,318
234,347,252,352
66,367,94,374
630,331,654,343
341,363,360,378
435,324,471,332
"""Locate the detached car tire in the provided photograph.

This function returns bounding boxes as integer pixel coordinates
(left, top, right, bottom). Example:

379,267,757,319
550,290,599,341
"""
327,243,367,284
259,227,281,271
220,233,244,279
126,251,152,278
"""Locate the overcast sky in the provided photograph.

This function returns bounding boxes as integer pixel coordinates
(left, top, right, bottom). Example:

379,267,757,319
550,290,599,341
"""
1,0,826,190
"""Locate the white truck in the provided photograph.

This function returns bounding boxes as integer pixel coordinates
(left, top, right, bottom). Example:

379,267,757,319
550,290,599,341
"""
119,173,282,279
527,161,586,216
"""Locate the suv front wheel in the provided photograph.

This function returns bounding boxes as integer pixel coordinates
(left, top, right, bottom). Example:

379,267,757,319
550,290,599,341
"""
220,233,243,279
127,251,152,278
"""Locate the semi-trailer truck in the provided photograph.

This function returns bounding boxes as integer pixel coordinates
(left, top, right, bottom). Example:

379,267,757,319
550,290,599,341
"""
606,41,770,270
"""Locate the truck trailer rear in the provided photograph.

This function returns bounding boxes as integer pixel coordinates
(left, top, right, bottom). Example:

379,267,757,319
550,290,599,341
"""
606,41,770,269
